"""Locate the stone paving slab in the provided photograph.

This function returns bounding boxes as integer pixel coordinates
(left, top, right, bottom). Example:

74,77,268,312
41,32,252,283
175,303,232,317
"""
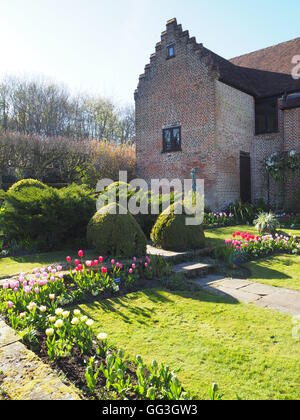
195,276,300,316
0,340,81,400
240,283,279,296
0,321,21,349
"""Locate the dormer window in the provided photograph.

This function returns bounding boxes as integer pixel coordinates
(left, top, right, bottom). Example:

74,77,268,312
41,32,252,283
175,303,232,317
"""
167,44,175,59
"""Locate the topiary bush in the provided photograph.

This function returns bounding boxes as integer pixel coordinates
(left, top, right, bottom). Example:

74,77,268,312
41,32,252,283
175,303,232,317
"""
8,179,48,194
0,190,6,207
151,202,205,251
98,183,183,238
0,183,95,251
87,203,147,257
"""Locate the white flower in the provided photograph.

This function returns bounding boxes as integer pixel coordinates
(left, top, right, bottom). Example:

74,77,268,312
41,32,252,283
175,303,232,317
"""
62,311,70,319
39,306,47,313
49,294,55,301
97,333,108,341
20,312,26,319
86,319,94,327
71,317,79,325
74,309,81,316
81,316,88,323
55,319,64,329
46,328,55,337
27,302,37,311
49,316,56,323
55,308,64,316
290,150,296,157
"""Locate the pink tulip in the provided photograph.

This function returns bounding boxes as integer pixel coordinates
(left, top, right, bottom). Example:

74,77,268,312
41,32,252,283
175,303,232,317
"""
75,259,79,266
94,260,99,266
66,256,71,263
78,250,84,258
34,288,40,294
129,268,133,275
111,259,115,265
99,256,104,263
7,301,13,309
132,264,136,269
3,283,9,289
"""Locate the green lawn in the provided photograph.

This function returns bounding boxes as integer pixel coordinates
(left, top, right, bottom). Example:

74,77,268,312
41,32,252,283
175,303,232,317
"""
0,250,94,278
0,225,299,278
80,288,300,400
245,254,300,291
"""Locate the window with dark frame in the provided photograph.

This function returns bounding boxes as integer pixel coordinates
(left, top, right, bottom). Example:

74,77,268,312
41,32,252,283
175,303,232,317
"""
163,126,181,153
255,97,278,135
167,44,175,59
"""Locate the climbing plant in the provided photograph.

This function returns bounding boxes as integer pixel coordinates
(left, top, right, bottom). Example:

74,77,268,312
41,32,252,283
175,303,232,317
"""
265,150,300,181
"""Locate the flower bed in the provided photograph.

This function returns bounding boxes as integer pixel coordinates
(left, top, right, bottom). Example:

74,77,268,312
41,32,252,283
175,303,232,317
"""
0,250,192,400
204,212,235,228
223,231,300,264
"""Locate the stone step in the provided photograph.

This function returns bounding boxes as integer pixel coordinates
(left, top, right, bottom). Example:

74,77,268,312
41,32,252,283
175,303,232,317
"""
147,244,214,264
172,261,215,278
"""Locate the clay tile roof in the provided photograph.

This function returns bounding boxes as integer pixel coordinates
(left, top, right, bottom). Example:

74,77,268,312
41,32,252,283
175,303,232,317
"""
220,38,300,98
230,37,300,75
208,48,300,98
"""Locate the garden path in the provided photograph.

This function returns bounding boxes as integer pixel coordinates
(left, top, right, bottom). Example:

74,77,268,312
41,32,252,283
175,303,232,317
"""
195,275,300,316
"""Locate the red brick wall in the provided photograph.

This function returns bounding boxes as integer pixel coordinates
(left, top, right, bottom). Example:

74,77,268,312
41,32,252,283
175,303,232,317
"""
215,81,255,209
135,19,298,211
135,19,219,208
283,108,300,209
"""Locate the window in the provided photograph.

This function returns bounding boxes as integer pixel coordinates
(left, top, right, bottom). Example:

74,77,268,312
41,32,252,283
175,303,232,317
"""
255,98,278,135
167,44,175,59
163,126,181,153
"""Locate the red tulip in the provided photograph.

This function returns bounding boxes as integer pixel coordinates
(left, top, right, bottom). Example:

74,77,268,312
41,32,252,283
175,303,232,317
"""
66,256,71,263
99,256,104,263
101,267,107,274
94,260,99,266
78,250,84,258
75,259,79,266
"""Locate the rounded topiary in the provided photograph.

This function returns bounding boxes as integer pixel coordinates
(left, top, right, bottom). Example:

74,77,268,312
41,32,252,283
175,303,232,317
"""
8,179,48,194
151,203,205,251
87,203,147,257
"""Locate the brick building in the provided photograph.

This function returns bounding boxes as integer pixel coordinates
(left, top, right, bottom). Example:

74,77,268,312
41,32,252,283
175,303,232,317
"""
135,18,300,210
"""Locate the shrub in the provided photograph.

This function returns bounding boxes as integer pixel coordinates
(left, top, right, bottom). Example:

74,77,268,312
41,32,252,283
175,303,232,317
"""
228,201,256,224
98,183,182,238
151,202,205,251
0,189,5,206
8,179,48,193
0,183,95,251
87,203,147,257
254,212,280,234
